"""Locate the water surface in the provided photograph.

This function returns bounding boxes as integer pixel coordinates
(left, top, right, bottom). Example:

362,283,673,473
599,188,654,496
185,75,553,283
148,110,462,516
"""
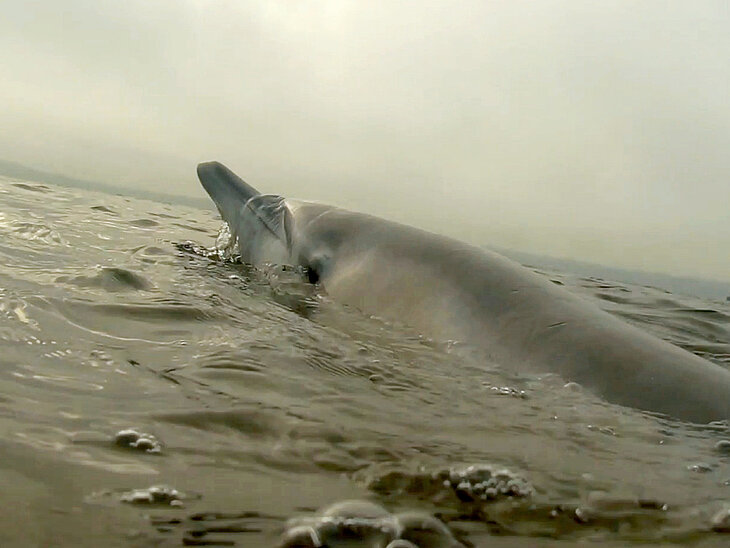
0,176,729,547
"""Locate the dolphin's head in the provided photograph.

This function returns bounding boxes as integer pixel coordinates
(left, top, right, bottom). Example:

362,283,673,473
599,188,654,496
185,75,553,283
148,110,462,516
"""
197,161,293,265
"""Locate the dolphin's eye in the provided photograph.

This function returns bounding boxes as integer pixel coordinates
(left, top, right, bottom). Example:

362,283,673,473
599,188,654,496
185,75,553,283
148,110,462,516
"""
304,254,328,284
306,267,320,284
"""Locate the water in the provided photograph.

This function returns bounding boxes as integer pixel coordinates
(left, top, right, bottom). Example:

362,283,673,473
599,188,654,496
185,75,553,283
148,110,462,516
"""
0,175,729,547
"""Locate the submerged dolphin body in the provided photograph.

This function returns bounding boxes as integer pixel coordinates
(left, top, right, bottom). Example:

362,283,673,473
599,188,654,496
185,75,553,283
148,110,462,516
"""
197,161,730,423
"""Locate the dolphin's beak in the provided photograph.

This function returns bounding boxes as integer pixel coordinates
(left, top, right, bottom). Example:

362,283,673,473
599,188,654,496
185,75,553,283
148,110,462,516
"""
196,161,260,223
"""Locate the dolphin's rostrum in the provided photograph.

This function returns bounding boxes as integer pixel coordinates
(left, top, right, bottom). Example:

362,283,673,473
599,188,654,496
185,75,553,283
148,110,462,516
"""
197,161,730,424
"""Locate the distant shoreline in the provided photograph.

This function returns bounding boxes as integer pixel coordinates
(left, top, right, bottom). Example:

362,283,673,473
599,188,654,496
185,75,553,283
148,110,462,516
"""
0,158,211,210
496,247,730,302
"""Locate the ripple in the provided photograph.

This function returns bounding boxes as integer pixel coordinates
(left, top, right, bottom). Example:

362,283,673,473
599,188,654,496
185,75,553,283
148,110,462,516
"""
12,182,49,192
55,299,222,323
712,507,730,532
129,218,159,228
140,245,170,256
173,221,211,233
154,407,288,438
147,510,282,545
11,368,105,392
58,267,153,292
194,348,266,374
90,205,117,214
3,220,66,245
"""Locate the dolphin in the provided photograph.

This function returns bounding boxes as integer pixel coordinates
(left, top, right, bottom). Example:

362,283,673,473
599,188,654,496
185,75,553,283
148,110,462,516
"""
197,161,730,424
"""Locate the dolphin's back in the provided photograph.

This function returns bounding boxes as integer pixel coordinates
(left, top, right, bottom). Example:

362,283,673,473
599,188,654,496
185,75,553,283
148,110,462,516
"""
291,202,730,423
195,163,730,423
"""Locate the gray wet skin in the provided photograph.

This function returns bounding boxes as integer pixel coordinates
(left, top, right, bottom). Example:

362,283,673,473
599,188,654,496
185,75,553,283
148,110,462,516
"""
197,161,730,424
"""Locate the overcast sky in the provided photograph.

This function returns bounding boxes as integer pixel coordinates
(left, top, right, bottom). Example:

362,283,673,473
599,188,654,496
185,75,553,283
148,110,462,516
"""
1,1,728,280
